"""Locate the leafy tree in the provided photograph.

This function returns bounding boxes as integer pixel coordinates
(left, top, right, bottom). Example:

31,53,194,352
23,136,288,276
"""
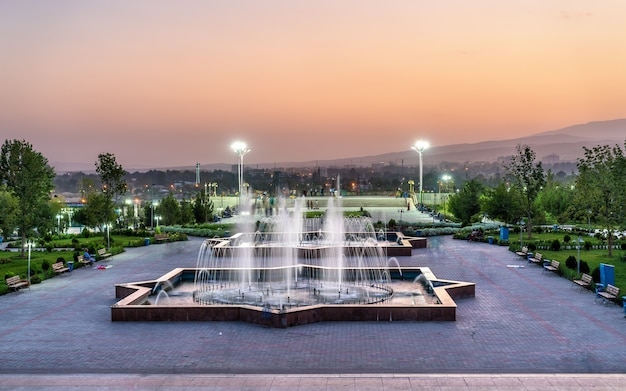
570,142,626,257
157,193,181,225
0,184,20,239
95,153,127,241
505,144,545,239
73,192,110,230
481,182,524,225
179,199,195,225
447,179,483,226
537,170,573,224
193,190,214,223
0,140,55,256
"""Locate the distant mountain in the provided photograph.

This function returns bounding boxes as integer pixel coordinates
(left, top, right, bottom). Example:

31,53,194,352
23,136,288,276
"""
52,119,626,172
269,118,626,169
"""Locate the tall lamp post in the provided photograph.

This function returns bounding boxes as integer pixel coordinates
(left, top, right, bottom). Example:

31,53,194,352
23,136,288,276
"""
26,240,33,284
411,140,429,207
231,141,250,198
518,219,525,248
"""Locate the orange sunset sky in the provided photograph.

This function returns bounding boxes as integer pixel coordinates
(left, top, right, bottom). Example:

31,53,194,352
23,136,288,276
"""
1,0,625,170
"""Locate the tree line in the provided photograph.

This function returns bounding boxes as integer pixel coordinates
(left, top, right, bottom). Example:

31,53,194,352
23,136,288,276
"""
1,138,625,256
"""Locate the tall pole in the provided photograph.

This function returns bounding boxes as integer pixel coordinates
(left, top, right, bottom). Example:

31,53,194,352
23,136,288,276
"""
411,140,429,207
231,141,250,201
26,241,32,284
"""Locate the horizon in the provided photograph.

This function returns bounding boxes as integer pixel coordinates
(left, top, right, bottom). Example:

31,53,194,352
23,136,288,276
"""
2,1,626,170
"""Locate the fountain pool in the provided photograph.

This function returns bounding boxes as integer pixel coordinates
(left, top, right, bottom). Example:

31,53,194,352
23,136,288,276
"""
112,196,474,327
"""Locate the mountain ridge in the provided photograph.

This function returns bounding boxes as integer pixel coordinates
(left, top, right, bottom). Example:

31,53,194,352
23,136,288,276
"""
52,118,626,172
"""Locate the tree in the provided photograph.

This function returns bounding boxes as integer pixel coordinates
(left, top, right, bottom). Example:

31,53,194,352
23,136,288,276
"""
570,143,626,257
0,184,20,240
193,190,214,223
179,199,195,225
95,153,127,240
0,139,56,256
447,179,483,226
505,145,545,239
536,170,573,224
481,182,524,225
157,193,181,225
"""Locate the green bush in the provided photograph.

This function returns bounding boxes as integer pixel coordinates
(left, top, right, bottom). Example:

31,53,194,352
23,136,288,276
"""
563,234,571,243
565,255,577,270
30,275,42,284
580,260,590,274
550,239,561,251
528,243,537,252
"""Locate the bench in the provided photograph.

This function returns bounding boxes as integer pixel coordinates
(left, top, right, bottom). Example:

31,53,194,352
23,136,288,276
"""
515,246,529,257
6,275,29,292
595,284,620,305
97,248,112,260
77,255,94,268
154,233,169,242
572,273,593,291
543,260,560,273
52,261,70,275
529,252,543,264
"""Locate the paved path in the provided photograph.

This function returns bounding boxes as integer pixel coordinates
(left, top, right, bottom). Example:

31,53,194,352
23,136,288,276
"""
1,234,625,389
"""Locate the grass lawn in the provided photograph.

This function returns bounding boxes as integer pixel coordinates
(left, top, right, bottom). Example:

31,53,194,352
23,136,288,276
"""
0,232,186,295
509,231,626,305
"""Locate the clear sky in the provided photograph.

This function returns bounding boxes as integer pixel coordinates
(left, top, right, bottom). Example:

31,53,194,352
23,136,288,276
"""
1,0,625,170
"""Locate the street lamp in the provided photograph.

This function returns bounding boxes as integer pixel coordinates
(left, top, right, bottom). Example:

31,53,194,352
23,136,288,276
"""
155,215,161,228
25,240,33,284
411,140,429,207
577,235,582,275
56,214,61,235
518,219,525,248
231,141,250,198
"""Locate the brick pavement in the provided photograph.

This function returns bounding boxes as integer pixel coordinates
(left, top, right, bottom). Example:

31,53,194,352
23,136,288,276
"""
1,231,625,389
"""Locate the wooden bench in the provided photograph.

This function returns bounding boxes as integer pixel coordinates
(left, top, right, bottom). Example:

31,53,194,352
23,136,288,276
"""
595,284,620,305
572,273,593,291
6,275,29,292
52,261,70,275
154,233,169,242
543,260,560,273
529,252,543,264
515,246,529,257
97,248,112,260
77,255,94,268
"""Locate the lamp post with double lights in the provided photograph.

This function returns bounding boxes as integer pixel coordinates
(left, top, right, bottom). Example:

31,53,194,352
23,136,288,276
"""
231,141,250,199
411,140,429,207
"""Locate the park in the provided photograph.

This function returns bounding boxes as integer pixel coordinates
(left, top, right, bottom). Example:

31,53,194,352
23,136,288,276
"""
1,139,626,389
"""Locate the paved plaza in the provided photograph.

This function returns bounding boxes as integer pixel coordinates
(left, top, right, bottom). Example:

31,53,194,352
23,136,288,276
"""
1,206,625,389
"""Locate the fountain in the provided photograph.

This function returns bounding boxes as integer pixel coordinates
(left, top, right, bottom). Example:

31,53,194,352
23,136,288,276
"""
112,196,475,327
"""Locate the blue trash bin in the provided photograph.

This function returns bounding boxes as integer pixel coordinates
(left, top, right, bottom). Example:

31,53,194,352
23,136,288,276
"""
67,261,74,272
488,236,494,244
622,296,626,317
144,238,150,246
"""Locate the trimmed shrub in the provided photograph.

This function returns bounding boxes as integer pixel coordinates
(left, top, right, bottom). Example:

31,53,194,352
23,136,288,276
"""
550,239,561,251
565,255,577,270
528,243,537,252
563,234,571,243
580,260,590,274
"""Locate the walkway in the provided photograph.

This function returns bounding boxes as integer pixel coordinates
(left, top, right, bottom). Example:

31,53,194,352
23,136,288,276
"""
1,234,624,389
